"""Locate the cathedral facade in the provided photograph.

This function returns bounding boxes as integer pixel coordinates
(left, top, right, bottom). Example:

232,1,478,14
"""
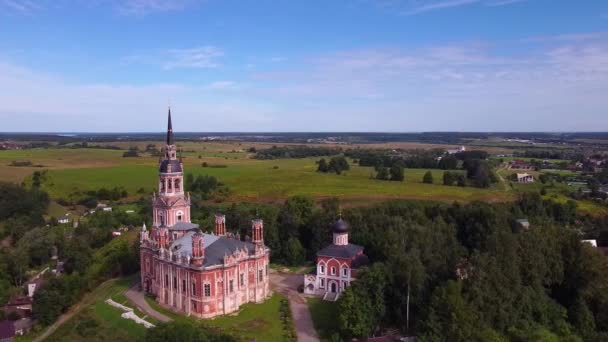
139,109,270,318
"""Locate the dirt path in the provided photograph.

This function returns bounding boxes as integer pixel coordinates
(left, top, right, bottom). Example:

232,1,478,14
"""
124,284,172,323
270,270,319,342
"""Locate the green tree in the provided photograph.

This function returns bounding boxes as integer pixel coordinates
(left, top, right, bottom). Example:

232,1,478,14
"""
438,155,459,170
285,237,305,265
317,158,329,172
328,156,350,174
457,174,467,187
443,171,460,186
420,281,491,341
389,165,404,181
376,167,389,180
338,264,387,339
423,171,434,184
474,162,491,188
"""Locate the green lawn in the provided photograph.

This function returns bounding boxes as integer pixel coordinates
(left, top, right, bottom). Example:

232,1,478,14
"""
144,293,287,341
45,276,156,342
307,298,340,341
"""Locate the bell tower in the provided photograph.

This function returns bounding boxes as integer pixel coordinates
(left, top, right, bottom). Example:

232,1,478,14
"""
152,107,191,229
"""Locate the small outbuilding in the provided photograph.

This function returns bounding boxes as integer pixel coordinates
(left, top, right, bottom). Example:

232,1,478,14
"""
517,173,534,183
516,219,531,230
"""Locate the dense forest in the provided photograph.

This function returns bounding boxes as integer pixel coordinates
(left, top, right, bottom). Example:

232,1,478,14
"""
189,194,608,341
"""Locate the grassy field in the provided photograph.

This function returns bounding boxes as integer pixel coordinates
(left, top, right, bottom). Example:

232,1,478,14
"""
43,276,155,342
0,146,513,204
3,144,605,213
307,298,340,341
144,293,287,341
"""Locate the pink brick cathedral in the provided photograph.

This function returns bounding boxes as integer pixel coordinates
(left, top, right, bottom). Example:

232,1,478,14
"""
139,109,270,318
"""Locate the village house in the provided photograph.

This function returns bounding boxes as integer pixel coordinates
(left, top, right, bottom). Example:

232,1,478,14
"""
446,146,466,155
57,215,70,224
1,297,32,321
510,159,534,171
516,173,534,183
582,239,608,256
140,109,270,318
304,217,369,301
0,141,22,150
516,219,531,231
26,274,46,298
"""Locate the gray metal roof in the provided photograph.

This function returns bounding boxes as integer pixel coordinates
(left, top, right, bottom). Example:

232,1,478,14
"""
159,159,182,173
168,221,199,231
168,232,259,267
317,243,364,259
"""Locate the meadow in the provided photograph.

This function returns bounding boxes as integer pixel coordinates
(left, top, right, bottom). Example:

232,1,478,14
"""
0,143,513,205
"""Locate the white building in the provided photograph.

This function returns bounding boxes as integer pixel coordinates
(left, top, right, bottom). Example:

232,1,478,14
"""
517,173,534,183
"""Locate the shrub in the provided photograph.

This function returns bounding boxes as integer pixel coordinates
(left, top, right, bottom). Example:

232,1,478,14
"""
423,171,434,184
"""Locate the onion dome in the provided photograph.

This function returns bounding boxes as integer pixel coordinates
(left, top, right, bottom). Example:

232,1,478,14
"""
332,218,349,233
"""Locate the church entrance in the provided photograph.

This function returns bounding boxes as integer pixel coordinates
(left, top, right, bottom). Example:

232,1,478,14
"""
331,282,337,293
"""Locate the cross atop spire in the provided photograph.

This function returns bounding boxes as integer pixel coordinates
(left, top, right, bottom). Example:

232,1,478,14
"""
166,106,174,145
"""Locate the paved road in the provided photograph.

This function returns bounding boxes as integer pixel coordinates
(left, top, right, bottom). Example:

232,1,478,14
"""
124,283,172,323
270,270,319,342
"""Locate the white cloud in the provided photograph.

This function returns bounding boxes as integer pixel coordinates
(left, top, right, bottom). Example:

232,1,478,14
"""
206,81,239,90
390,0,529,15
163,46,224,69
485,0,527,6
247,37,608,131
402,0,478,15
0,0,42,14
115,0,201,16
269,57,286,63
0,61,276,131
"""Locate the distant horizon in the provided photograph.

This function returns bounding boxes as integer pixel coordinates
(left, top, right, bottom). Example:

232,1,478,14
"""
1,131,608,135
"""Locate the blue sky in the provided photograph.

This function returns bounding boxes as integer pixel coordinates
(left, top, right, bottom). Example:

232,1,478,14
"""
1,0,607,132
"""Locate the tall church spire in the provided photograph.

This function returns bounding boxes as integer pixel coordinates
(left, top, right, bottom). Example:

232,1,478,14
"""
166,107,174,145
